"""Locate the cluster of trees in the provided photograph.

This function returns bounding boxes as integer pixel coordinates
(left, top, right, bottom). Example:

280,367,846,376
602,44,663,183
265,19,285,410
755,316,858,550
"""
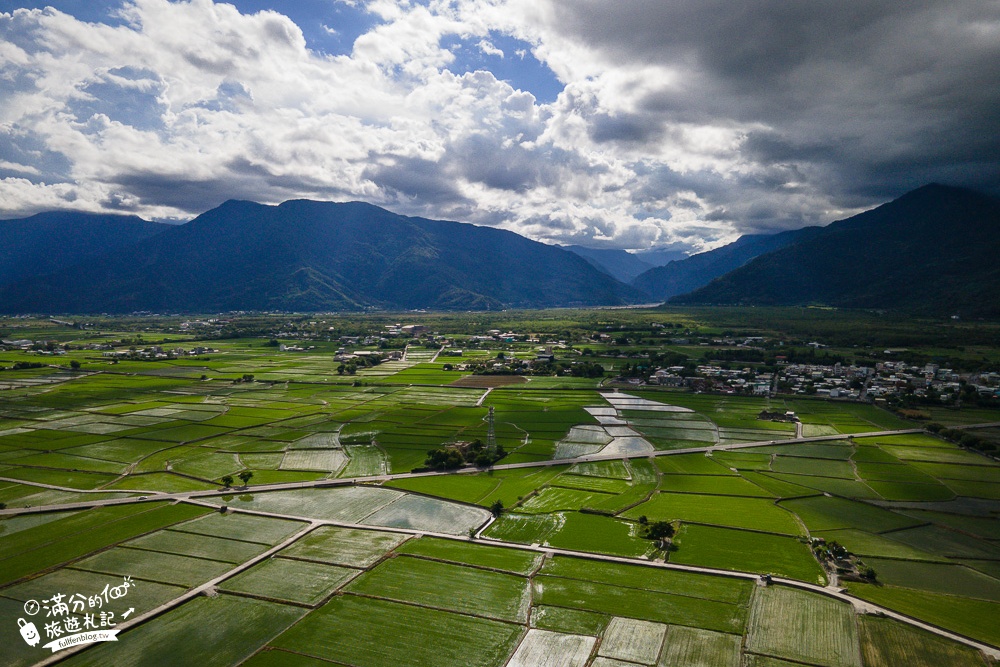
637,516,675,545
337,354,384,375
220,471,254,487
0,361,46,371
927,423,998,454
813,539,877,581
420,439,506,471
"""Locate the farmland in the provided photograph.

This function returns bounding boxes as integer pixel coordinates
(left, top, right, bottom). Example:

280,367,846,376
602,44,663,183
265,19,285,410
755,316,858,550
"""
1,310,999,665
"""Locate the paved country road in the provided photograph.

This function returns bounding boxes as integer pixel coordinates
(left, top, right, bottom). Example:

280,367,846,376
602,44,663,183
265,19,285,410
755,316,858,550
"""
0,426,934,515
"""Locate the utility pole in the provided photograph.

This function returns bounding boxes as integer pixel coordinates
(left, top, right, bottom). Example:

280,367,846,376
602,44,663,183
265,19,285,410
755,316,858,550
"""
486,405,497,458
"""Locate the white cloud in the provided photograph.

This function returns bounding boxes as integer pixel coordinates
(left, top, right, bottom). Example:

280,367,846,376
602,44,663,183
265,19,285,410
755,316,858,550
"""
0,0,996,252
477,39,503,58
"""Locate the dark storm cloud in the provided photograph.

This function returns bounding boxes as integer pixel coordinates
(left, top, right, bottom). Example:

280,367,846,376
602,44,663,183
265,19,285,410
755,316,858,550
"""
553,0,1000,206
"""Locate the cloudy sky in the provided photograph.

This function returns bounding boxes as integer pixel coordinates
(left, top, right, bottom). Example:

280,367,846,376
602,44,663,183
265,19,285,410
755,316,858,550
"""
1,1,998,252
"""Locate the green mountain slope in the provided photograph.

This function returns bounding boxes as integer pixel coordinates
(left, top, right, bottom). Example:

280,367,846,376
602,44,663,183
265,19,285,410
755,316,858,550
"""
0,211,170,286
671,184,1000,317
632,226,823,301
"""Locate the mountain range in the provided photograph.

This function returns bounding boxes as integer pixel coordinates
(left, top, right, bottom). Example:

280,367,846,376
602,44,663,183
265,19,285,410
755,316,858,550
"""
672,184,1000,317
0,200,640,313
0,211,170,287
630,226,824,302
1,184,997,316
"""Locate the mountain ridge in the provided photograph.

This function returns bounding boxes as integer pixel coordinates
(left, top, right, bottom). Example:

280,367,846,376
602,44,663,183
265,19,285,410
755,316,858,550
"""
0,211,170,287
0,199,642,314
631,226,824,301
670,184,1000,317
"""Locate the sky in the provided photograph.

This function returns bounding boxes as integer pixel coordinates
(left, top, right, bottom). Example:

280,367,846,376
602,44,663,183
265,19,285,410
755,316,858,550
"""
0,1,998,253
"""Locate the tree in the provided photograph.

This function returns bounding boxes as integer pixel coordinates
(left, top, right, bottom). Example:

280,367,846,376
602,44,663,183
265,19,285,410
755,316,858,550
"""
238,470,253,485
241,374,255,383
425,448,464,471
221,475,234,488
489,499,504,517
69,359,81,370
640,520,675,541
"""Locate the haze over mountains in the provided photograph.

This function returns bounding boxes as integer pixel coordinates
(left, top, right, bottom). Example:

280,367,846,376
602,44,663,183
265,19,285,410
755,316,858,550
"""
1,184,997,316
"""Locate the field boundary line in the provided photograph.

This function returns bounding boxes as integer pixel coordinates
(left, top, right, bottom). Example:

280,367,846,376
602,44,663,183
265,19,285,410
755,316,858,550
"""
31,514,321,667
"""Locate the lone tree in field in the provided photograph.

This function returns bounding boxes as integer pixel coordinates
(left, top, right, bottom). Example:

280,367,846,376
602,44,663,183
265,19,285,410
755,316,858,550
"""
238,470,253,486
489,499,504,517
221,475,234,488
641,520,675,541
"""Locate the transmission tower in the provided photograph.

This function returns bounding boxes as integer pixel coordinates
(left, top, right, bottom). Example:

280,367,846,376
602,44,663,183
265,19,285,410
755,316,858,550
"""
486,406,497,458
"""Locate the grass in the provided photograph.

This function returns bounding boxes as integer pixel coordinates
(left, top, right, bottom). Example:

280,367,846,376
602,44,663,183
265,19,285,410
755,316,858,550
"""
125,529,270,563
780,496,921,533
345,555,530,622
881,524,1000,559
269,594,523,667
847,583,1000,648
655,453,738,475
670,524,826,584
61,595,306,667
812,529,941,561
658,625,742,667
540,555,751,605
530,575,747,634
745,586,861,667
0,503,211,586
394,536,542,575
858,613,988,667
506,629,596,667
542,511,656,559
597,616,668,664
1,566,185,615
530,605,608,635
72,546,235,587
278,526,408,567
218,557,359,604
483,512,561,544
659,474,774,497
861,558,1000,601
172,512,305,544
767,473,882,500
518,486,617,513
624,492,804,536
